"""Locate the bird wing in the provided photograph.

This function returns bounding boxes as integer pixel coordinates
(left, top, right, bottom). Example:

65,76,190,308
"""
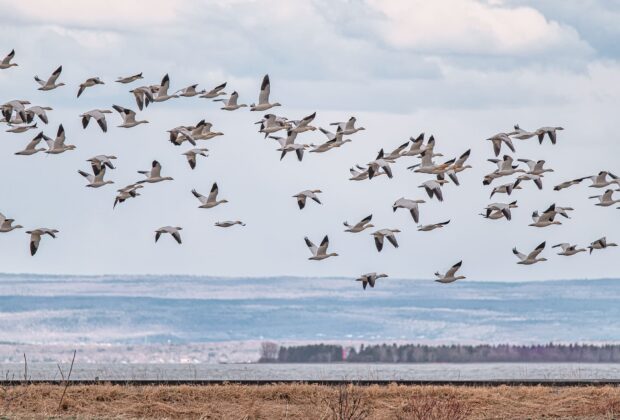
386,233,399,248
48,66,62,84
1,49,14,65
374,235,384,252
446,261,462,277
304,237,318,255
191,189,208,205
317,235,329,255
258,74,270,104
528,242,546,259
207,182,219,203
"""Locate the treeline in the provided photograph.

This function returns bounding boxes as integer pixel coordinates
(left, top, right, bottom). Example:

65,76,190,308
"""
260,343,620,363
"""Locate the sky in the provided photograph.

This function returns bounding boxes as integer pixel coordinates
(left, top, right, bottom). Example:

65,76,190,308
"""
0,0,618,281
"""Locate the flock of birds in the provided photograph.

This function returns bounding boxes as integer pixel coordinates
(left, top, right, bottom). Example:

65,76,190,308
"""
0,48,618,288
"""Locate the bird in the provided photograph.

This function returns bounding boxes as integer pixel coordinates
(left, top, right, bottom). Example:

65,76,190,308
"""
490,180,521,198
34,66,65,91
152,74,179,102
112,105,148,128
199,82,227,99
293,190,322,210
487,155,526,179
486,132,516,156
115,73,143,84
552,243,586,256
137,160,173,184
588,237,618,254
257,114,291,137
330,117,365,135
290,112,317,133
6,123,37,133
392,198,425,223
517,173,544,190
0,212,23,233
24,106,52,124
26,228,58,256
586,172,619,188
192,183,228,208
383,142,409,161
400,133,427,157
435,261,465,283
175,84,205,97
589,189,620,207
0,49,17,69
530,204,561,227
168,126,197,146
113,184,143,208
518,159,554,176
78,165,114,188
534,126,564,144
371,229,400,252
368,149,394,179
304,235,338,260
344,215,374,233
356,272,388,290
44,124,76,154
155,226,182,244
418,220,450,232
2,99,30,122
14,132,48,156
214,91,247,110
444,149,472,185
554,177,587,191
484,201,518,220
513,242,547,265
129,86,154,110
215,221,245,228
87,155,117,171
80,109,112,132
250,74,281,111
349,165,382,181
271,131,309,161
77,77,104,98
418,179,449,202
182,148,209,170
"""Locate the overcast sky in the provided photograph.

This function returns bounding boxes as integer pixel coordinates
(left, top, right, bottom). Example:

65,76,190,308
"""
0,0,618,281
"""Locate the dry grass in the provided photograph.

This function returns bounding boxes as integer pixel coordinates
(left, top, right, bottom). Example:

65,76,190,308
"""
2,383,620,419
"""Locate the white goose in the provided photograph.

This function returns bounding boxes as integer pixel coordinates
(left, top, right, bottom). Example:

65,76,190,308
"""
2,99,30,122
418,179,449,202
137,160,173,184
115,72,143,84
530,204,561,227
435,261,466,283
392,198,425,223
418,220,450,232
294,190,322,209
80,109,112,132
368,149,394,179
34,66,65,91
518,159,554,176
199,82,227,99
25,106,52,124
87,155,117,171
553,177,587,191
586,171,619,188
6,123,37,133
152,74,179,102
444,149,472,185
401,133,426,157
486,132,516,156
330,117,365,135
517,173,544,190
371,229,400,252
588,237,618,254
290,112,317,133
490,179,521,198
26,228,58,256
589,189,620,207
250,74,281,111
344,215,374,233
129,86,154,110
182,148,209,170
0,212,23,232
215,221,245,228
113,184,143,208
534,126,564,144
214,91,247,111
175,84,205,97
155,226,183,244
112,105,148,128
487,155,526,179
484,201,518,220
14,132,48,156
513,242,547,265
78,165,114,188
271,131,309,161
356,272,388,290
0,49,17,69
304,235,338,260
44,125,76,154
192,183,228,208
257,114,290,137
77,77,104,98
552,243,586,256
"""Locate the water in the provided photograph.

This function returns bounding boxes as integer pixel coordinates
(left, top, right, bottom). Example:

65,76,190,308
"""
3,363,620,381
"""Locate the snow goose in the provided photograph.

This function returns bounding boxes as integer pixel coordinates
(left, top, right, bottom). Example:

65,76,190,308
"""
344,214,374,233
15,132,48,156
530,204,561,227
214,91,247,111
553,177,587,191
586,171,619,188
329,116,365,135
401,133,426,157
518,159,554,176
26,228,58,256
0,49,17,69
87,155,117,171
304,235,338,260
6,123,37,133
513,242,547,265
199,82,227,99
487,155,526,179
137,160,173,184
418,220,450,232
78,165,114,188
250,74,281,111
259,114,291,137
486,132,516,156
510,124,537,140
195,122,224,141
371,229,400,252
368,149,394,179
77,77,104,98
309,140,338,154
393,198,425,223
2,99,30,122
552,243,586,256
589,189,620,207
435,261,465,283
129,86,154,110
294,190,322,209
553,206,574,219
480,209,507,220
534,126,564,144
418,179,449,202
356,272,388,290
113,184,143,208
182,148,209,169
588,237,618,254
152,74,179,102
80,109,112,133
517,173,544,190
44,125,75,154
115,73,143,84
408,151,450,174
0,212,23,232
192,183,227,208
485,201,518,220
175,84,205,97
290,112,317,133
155,226,182,244
168,126,196,146
490,179,521,198
34,66,65,91
444,149,472,185
112,105,148,128
25,106,52,124
271,131,309,161
215,221,245,228
383,142,409,161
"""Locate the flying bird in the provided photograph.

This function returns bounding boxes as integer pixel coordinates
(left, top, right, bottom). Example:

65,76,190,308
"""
435,261,465,283
304,235,338,260
192,183,228,208
155,226,183,244
513,242,547,265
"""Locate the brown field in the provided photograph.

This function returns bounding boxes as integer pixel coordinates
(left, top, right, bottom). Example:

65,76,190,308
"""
2,383,620,419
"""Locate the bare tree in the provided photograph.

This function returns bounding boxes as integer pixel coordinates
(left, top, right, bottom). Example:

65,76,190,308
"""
259,341,279,362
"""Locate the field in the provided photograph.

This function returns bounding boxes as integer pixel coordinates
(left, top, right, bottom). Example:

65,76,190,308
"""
2,384,620,419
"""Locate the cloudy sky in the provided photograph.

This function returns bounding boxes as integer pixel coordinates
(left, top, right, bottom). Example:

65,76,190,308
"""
0,0,618,281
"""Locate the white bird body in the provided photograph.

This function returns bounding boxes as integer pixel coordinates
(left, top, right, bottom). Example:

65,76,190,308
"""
486,132,515,156
418,220,450,232
34,66,65,90
0,49,18,69
175,84,205,97
344,214,374,233
215,221,245,228
513,242,547,265
155,226,182,244
589,189,620,207
484,201,518,220
518,159,554,176
199,82,227,99
530,204,562,227
0,212,23,233
329,117,365,135
356,272,387,289
587,172,619,188
137,160,173,184
6,123,37,133
371,229,400,252
77,77,104,98
192,183,227,208
304,235,338,260
113,105,148,128
294,189,322,209
393,198,425,223
435,261,465,283
215,91,247,110
116,72,143,84
588,237,618,254
552,243,586,256
80,109,112,132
